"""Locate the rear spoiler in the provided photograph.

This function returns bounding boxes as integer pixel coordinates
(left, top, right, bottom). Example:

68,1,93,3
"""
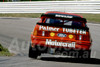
37,23,89,31
41,14,87,23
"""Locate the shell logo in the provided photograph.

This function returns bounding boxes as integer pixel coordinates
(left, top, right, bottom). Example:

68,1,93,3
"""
50,32,55,37
69,35,73,39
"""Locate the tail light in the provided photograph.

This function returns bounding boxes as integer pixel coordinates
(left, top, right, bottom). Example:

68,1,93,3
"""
37,31,42,36
76,35,90,41
34,30,50,37
76,35,79,40
33,30,37,36
45,31,50,36
82,35,90,41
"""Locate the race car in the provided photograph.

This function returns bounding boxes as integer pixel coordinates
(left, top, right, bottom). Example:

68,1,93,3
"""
29,11,92,59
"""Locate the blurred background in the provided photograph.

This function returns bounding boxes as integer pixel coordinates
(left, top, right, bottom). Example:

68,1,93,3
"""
0,0,99,2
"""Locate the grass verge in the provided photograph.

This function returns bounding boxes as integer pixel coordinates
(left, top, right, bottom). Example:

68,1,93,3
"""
78,13,100,23
0,44,13,56
0,13,100,23
0,13,42,18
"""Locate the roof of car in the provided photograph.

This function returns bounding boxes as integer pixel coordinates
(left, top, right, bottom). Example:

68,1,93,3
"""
41,11,86,23
45,11,83,18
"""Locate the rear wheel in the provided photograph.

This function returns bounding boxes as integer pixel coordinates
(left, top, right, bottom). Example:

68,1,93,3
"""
29,44,39,59
77,50,91,58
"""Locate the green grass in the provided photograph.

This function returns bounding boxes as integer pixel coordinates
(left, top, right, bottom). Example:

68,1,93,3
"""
0,13,100,23
78,13,100,23
0,13,42,18
0,44,13,56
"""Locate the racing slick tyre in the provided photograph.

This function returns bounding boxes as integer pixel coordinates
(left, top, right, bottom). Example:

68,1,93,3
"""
77,50,91,59
29,44,39,59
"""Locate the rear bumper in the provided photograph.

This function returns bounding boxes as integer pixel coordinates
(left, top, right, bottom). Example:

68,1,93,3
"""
31,36,91,50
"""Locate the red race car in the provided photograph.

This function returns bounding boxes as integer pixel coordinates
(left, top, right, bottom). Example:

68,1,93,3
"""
29,11,92,59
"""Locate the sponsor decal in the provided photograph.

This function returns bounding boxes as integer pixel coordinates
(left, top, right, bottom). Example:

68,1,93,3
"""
55,14,73,18
63,28,86,34
39,26,59,31
50,32,55,37
45,39,75,48
68,35,73,39
39,26,87,34
57,33,66,37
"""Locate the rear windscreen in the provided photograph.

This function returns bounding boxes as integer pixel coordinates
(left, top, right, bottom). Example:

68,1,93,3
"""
45,18,83,27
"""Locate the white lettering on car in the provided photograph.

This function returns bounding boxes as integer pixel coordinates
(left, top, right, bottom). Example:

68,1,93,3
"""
45,39,75,48
63,28,86,34
55,14,73,18
39,26,60,31
39,26,87,34
82,30,86,34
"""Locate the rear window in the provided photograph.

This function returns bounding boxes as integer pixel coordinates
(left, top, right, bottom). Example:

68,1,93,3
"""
45,18,83,27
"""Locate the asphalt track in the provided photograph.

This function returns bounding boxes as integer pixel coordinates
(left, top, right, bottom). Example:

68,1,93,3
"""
0,17,100,67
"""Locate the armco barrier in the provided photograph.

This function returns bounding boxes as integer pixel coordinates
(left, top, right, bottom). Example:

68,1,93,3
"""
0,1,100,13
